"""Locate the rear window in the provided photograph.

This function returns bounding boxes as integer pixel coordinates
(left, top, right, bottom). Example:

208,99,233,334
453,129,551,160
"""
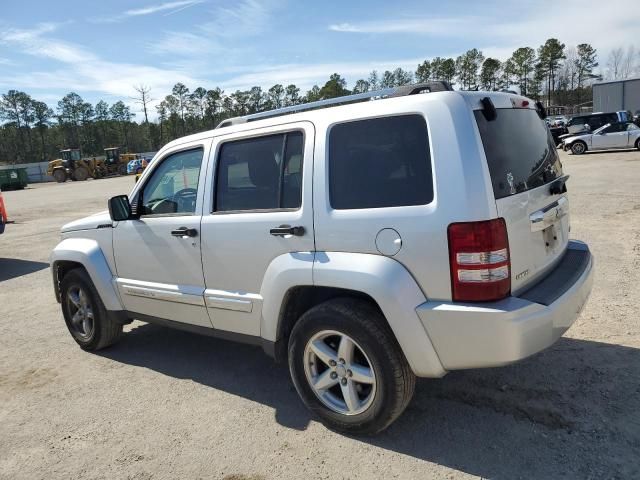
329,115,433,209
474,109,563,199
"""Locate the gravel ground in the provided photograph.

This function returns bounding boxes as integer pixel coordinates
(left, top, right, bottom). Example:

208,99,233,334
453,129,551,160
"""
1,149,639,480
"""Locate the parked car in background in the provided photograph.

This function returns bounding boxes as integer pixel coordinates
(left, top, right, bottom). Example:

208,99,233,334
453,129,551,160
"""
553,116,568,126
126,158,149,175
565,111,630,135
547,121,569,146
563,122,640,154
50,83,594,434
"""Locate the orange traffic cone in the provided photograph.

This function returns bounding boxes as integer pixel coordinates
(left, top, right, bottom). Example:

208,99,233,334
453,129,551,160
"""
0,191,7,224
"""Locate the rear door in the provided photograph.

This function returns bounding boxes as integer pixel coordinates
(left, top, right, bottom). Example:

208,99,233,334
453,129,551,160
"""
474,103,569,294
199,122,315,336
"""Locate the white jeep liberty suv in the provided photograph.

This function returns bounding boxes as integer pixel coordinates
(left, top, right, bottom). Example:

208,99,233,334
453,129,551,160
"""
50,82,594,434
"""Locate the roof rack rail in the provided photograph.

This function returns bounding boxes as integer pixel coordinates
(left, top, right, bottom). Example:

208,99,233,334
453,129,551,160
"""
216,81,453,128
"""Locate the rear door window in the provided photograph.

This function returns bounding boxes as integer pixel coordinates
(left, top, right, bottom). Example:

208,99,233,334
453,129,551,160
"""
215,131,303,212
328,115,433,209
474,109,563,199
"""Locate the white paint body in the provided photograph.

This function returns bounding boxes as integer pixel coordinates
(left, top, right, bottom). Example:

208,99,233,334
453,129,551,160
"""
50,90,594,378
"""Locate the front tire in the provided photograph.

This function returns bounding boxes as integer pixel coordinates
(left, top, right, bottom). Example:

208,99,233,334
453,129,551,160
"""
288,298,415,435
60,269,122,351
635,138,640,151
571,141,586,155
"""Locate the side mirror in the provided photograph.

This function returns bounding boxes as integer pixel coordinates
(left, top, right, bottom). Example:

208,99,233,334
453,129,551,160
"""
108,195,133,221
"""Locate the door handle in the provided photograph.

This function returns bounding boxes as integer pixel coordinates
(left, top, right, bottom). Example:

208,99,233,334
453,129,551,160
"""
270,225,305,237
171,227,198,238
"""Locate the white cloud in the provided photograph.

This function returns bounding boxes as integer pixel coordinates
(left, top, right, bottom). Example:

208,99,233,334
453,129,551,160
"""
329,17,480,35
147,0,278,62
91,0,203,23
124,0,203,17
147,31,220,56
0,23,205,117
328,1,640,57
200,0,276,38
217,57,427,92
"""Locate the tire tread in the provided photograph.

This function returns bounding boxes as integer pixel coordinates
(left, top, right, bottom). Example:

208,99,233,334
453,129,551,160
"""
289,297,415,434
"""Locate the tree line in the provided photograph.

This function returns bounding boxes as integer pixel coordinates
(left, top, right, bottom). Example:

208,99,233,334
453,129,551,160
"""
1,38,638,164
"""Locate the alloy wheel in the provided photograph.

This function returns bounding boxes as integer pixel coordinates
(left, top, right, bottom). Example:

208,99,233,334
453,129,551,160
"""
303,330,377,416
66,285,94,339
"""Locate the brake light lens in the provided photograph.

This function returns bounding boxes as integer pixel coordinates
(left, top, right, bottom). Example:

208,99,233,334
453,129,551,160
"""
448,218,510,302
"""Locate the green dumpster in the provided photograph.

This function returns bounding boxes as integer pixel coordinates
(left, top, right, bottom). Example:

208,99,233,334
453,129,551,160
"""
0,168,28,190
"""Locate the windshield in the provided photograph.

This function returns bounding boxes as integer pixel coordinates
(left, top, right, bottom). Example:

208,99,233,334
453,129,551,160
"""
474,108,563,200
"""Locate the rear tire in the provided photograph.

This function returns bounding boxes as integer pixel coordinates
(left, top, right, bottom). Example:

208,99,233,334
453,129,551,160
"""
60,269,122,351
571,141,586,155
73,166,89,181
53,169,67,183
288,298,415,435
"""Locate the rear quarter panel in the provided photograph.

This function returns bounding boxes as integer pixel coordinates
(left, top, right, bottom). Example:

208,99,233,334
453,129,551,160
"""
312,93,497,300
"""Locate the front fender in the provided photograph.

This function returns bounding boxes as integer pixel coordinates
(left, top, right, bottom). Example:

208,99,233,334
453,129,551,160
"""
313,252,445,378
50,238,123,311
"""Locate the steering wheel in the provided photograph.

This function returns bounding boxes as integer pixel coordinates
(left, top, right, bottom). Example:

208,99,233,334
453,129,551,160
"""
172,188,197,212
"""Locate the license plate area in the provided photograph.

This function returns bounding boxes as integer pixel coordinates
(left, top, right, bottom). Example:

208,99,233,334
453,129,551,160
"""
542,224,559,252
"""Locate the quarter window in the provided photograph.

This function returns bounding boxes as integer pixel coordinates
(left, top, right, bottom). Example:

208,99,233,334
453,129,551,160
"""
329,115,433,209
215,132,303,212
141,148,203,216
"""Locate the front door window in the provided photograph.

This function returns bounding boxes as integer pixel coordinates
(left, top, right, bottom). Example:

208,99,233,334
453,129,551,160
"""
141,148,203,216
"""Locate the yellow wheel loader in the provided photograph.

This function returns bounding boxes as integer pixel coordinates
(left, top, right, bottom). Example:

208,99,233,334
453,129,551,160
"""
47,149,103,183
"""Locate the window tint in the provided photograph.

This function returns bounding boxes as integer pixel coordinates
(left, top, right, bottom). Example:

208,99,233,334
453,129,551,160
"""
329,115,433,209
141,148,203,215
474,109,563,199
215,131,303,212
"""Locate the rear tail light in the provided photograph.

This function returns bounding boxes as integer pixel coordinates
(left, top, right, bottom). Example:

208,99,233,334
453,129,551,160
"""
447,218,510,302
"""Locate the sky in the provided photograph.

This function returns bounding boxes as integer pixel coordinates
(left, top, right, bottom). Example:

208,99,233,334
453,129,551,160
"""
0,0,638,118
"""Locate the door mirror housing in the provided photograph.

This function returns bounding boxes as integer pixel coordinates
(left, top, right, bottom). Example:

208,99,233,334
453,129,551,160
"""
108,195,133,221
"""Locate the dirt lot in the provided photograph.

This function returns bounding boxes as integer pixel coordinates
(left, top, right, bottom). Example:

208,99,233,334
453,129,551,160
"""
1,150,639,480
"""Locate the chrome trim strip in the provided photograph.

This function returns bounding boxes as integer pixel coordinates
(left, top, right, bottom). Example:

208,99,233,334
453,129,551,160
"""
203,289,263,313
117,279,205,306
530,196,569,232
206,296,253,313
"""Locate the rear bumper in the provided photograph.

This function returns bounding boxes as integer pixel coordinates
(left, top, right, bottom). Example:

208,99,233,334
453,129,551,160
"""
416,240,593,371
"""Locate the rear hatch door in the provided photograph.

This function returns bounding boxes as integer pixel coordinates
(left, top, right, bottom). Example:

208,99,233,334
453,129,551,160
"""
474,100,569,294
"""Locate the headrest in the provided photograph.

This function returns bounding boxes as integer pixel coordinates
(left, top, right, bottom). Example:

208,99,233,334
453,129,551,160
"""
248,152,279,189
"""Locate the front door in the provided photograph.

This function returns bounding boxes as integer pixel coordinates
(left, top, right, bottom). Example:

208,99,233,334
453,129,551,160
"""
113,143,212,327
592,123,627,149
199,122,315,336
